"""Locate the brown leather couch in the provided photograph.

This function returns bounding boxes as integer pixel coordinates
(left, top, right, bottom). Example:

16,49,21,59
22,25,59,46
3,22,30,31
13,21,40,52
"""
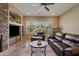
48,32,79,56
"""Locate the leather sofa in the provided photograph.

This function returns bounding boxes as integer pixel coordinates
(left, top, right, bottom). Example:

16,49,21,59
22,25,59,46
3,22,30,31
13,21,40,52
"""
48,32,79,56
31,32,45,41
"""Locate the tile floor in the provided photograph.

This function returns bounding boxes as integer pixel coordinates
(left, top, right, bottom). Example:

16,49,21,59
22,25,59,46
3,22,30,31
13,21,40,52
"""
0,39,56,56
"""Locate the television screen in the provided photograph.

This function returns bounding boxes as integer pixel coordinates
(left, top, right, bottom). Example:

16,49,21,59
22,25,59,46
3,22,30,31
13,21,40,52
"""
9,25,20,38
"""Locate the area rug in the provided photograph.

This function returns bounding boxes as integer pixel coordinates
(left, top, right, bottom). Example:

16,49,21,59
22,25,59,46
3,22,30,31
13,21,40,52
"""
0,41,56,56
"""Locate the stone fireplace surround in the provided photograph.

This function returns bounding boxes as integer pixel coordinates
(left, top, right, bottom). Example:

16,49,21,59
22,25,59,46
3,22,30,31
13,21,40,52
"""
0,3,8,51
0,3,23,52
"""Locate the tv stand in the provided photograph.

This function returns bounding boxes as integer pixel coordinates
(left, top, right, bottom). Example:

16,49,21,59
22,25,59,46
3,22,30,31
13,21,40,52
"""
9,36,21,46
8,4,23,46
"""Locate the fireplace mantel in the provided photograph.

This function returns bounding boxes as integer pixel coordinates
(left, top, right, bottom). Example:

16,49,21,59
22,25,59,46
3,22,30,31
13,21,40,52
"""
9,21,23,26
8,4,23,47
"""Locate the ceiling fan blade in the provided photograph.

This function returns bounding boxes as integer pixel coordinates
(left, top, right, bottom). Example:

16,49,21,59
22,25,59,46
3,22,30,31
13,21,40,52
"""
45,6,50,11
40,3,55,11
45,3,55,5
41,3,55,5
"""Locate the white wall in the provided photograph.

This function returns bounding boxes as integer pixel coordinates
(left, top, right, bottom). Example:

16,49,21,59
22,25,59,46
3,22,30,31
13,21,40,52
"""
59,4,79,34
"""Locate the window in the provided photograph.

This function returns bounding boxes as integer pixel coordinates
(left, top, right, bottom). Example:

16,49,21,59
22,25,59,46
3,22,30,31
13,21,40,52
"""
26,20,53,34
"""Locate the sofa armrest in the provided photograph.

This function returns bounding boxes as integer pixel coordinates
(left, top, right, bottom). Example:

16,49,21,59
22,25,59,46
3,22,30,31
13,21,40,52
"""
72,47,79,55
64,47,72,56
64,47,79,56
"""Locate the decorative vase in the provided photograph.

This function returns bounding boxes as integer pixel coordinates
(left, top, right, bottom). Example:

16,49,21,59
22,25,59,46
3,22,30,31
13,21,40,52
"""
37,40,42,46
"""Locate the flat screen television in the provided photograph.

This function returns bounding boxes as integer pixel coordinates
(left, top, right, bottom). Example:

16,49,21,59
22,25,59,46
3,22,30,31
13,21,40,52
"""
9,25,20,38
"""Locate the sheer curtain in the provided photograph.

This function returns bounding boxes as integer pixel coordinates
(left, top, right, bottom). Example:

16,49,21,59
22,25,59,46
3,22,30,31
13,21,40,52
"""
25,20,53,34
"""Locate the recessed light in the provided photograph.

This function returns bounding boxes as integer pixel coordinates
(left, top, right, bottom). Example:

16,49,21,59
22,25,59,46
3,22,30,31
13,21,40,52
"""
27,13,31,15
32,4,39,6
51,13,55,15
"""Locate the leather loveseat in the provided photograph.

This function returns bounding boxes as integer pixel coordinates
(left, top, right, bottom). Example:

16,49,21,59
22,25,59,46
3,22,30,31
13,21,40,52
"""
48,32,79,56
31,32,45,41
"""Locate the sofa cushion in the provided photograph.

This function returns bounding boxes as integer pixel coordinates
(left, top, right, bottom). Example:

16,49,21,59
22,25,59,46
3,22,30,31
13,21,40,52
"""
55,32,65,41
62,39,75,47
65,34,79,43
65,34,76,41
53,42,70,51
55,36,63,41
49,38,60,42
75,37,79,43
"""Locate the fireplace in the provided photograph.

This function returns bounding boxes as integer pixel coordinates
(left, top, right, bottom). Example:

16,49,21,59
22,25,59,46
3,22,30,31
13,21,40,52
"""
9,25,20,38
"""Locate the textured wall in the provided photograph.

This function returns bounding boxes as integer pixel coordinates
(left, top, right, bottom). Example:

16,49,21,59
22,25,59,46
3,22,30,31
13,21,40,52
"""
0,3,8,51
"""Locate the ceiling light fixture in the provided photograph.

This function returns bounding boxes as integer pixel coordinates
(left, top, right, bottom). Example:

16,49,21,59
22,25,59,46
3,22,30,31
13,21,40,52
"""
27,13,31,15
51,13,55,15
32,4,39,6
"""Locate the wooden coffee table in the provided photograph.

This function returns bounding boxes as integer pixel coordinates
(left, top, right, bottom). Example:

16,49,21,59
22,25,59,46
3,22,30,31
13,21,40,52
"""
30,41,48,56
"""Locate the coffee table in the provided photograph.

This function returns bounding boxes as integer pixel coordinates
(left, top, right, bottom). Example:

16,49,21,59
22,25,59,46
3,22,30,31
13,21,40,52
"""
30,41,48,56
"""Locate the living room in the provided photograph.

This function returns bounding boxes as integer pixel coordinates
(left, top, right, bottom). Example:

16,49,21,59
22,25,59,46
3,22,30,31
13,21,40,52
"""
0,3,79,56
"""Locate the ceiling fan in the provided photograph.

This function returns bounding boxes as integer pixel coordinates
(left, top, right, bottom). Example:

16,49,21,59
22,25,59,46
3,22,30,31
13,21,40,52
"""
40,3,55,11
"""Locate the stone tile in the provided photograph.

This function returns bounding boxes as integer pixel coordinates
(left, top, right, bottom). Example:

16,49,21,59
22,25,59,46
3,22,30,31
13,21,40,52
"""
0,38,56,56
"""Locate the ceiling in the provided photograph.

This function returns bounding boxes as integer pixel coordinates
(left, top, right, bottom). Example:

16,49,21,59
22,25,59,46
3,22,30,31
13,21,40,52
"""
13,3,78,16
